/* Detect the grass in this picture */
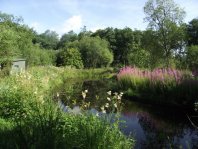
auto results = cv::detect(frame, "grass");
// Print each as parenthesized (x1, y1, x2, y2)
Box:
(117, 66, 198, 107)
(0, 66, 134, 149)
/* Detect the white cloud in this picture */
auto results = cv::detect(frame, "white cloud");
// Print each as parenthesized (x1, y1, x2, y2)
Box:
(30, 22, 44, 33)
(56, 15, 82, 35)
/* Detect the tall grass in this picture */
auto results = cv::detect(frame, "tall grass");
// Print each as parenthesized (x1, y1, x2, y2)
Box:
(117, 66, 198, 106)
(0, 66, 134, 149)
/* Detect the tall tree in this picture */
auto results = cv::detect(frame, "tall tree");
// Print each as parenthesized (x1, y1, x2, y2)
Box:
(35, 30, 59, 50)
(0, 12, 22, 70)
(57, 30, 78, 49)
(78, 26, 92, 40)
(144, 0, 186, 67)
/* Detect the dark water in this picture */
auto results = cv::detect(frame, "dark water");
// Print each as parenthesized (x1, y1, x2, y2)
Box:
(58, 78, 198, 149)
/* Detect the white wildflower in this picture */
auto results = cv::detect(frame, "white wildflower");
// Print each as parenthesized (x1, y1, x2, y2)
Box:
(114, 92, 118, 96)
(101, 106, 105, 111)
(102, 110, 106, 114)
(107, 91, 112, 95)
(82, 92, 86, 99)
(96, 112, 99, 117)
(114, 103, 117, 108)
(107, 97, 111, 101)
(105, 103, 109, 108)
(117, 95, 121, 100)
(57, 92, 59, 97)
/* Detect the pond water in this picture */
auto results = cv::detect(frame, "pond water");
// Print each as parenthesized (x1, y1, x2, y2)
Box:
(58, 78, 198, 149)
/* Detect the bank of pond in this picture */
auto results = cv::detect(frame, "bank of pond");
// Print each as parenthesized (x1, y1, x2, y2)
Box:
(0, 66, 197, 149)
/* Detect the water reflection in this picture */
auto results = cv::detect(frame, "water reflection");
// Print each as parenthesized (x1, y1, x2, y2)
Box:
(56, 78, 198, 149)
(121, 101, 198, 149)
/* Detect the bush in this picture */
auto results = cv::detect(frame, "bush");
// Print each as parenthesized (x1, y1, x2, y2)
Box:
(78, 36, 113, 68)
(56, 48, 84, 68)
(23, 44, 56, 66)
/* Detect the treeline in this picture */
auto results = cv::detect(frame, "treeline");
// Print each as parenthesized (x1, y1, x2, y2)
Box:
(0, 0, 198, 70)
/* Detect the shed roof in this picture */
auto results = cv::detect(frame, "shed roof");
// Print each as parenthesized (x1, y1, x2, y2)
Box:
(12, 59, 26, 62)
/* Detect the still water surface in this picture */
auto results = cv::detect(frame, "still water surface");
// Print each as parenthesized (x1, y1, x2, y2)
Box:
(58, 78, 198, 149)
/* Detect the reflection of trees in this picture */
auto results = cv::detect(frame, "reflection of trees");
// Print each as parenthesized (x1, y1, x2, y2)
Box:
(58, 79, 83, 107)
(81, 79, 114, 110)
(56, 78, 115, 110)
(138, 112, 186, 149)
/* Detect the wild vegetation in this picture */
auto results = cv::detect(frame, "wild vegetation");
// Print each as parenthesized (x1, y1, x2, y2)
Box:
(117, 66, 198, 106)
(0, 0, 198, 148)
(0, 67, 134, 148)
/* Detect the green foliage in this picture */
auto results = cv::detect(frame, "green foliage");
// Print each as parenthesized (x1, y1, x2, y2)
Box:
(34, 30, 59, 50)
(92, 28, 144, 66)
(0, 67, 134, 149)
(186, 45, 198, 70)
(24, 44, 56, 66)
(144, 0, 186, 67)
(0, 21, 19, 65)
(187, 18, 198, 46)
(142, 30, 164, 68)
(78, 26, 92, 40)
(117, 67, 198, 106)
(0, 11, 23, 24)
(57, 30, 78, 49)
(78, 36, 113, 68)
(57, 48, 84, 68)
(127, 48, 151, 68)
(0, 12, 55, 69)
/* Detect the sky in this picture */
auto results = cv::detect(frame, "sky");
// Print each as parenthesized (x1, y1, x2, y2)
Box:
(0, 0, 198, 36)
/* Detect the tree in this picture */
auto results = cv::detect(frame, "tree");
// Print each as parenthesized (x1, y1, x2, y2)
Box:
(144, 0, 186, 67)
(92, 27, 116, 51)
(0, 12, 22, 72)
(78, 36, 113, 68)
(92, 27, 145, 66)
(186, 45, 198, 70)
(127, 48, 151, 68)
(78, 26, 92, 40)
(34, 30, 59, 50)
(0, 11, 23, 24)
(187, 18, 198, 46)
(0, 23, 18, 69)
(57, 30, 78, 49)
(56, 48, 83, 68)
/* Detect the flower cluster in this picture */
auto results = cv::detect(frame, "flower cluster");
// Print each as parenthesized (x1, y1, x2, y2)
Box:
(117, 66, 192, 84)
(100, 91, 123, 113)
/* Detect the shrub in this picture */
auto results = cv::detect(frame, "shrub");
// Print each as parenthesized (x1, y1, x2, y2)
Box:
(23, 44, 56, 66)
(78, 36, 113, 68)
(56, 48, 84, 68)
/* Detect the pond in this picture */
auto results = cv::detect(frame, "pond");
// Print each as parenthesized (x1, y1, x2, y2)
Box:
(57, 78, 198, 149)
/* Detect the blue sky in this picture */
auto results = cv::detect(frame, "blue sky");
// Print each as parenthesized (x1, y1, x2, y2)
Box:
(0, 0, 198, 35)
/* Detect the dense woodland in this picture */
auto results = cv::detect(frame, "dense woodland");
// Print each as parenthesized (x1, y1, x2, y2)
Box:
(0, 0, 198, 71)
